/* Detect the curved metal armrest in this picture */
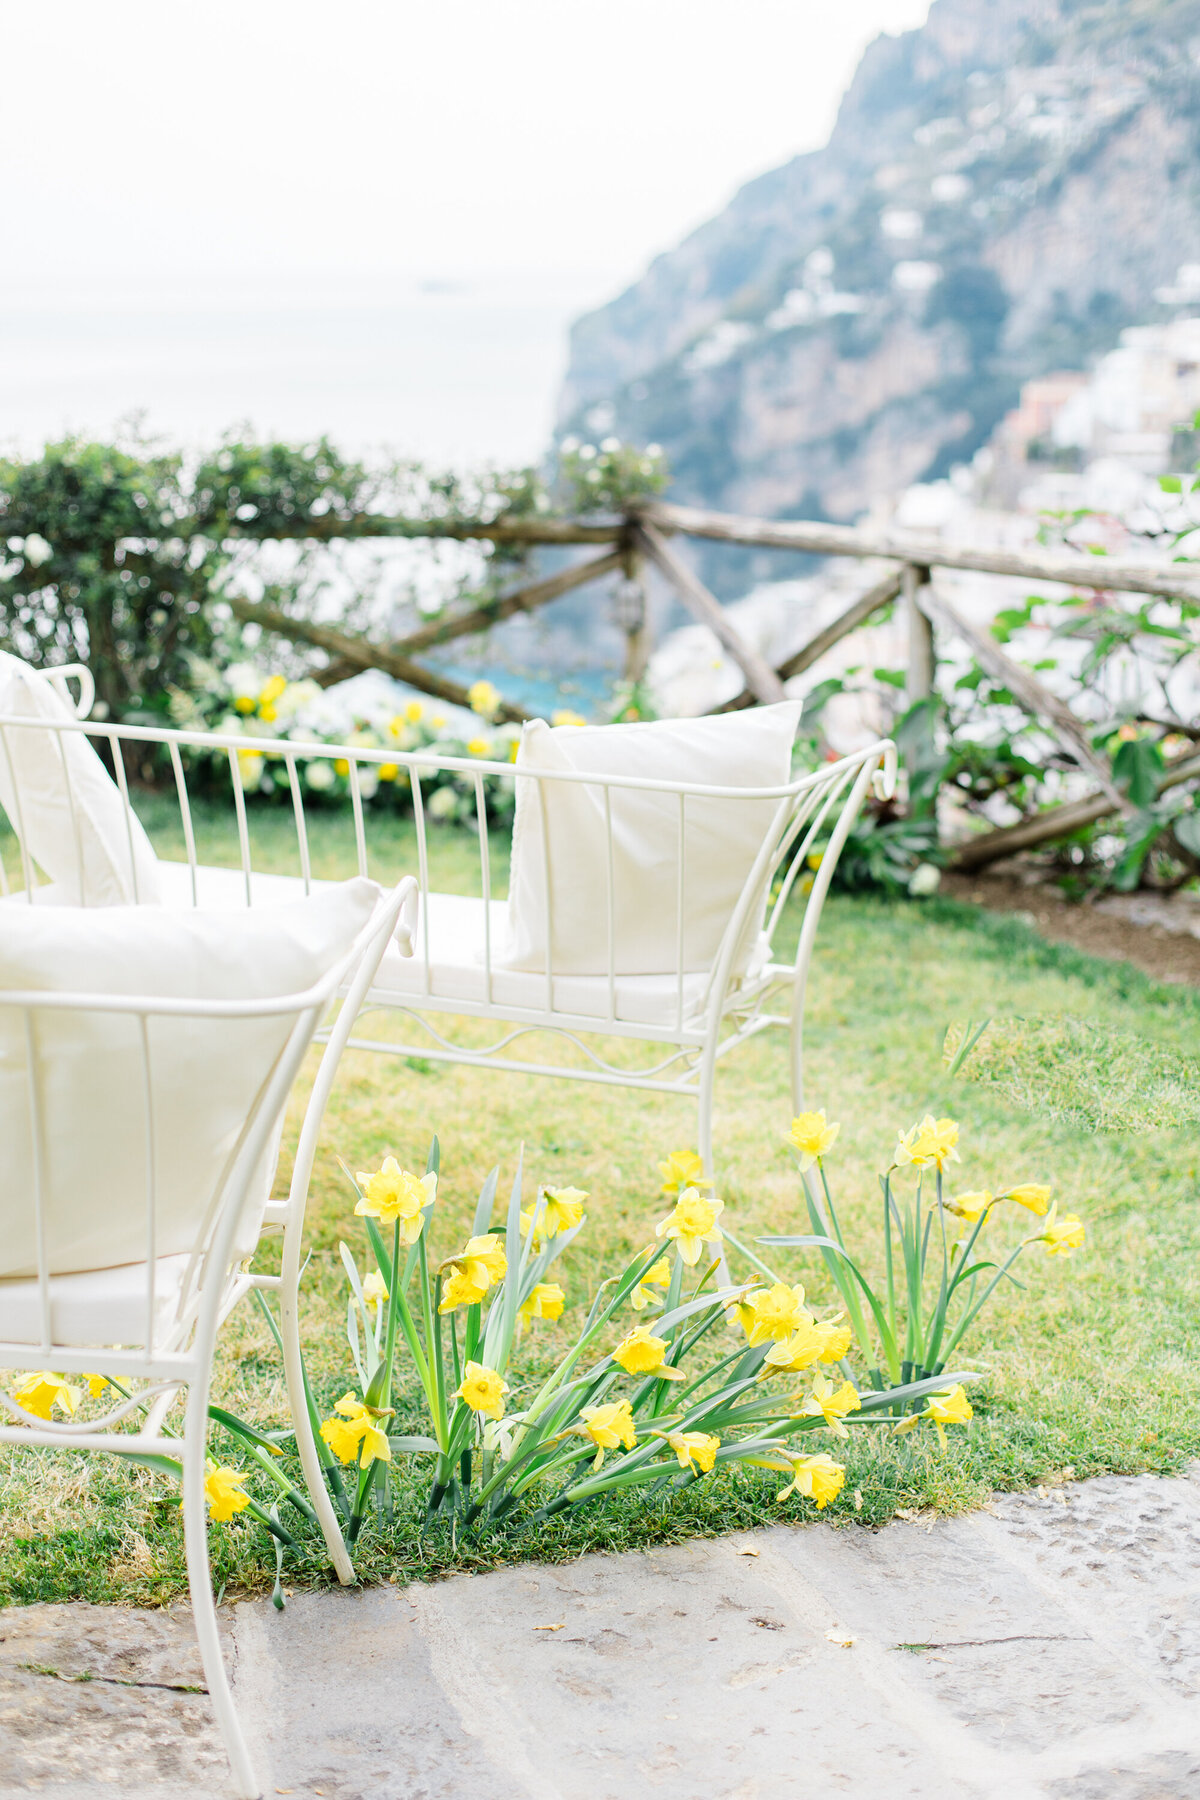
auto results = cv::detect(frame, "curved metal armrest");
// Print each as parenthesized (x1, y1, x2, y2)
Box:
(872, 739, 899, 801)
(32, 662, 95, 719)
(394, 875, 419, 957)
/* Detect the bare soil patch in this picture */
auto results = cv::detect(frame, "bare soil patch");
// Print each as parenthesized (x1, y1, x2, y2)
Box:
(942, 871, 1200, 988)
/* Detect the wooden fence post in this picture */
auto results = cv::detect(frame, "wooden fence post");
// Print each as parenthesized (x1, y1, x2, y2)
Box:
(614, 540, 651, 686)
(903, 563, 935, 705)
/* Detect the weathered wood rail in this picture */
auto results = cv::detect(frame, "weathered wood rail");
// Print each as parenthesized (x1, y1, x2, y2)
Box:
(226, 498, 1200, 870)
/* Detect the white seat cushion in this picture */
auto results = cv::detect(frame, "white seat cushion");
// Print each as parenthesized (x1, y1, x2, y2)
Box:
(150, 862, 762, 1028)
(0, 1254, 191, 1348)
(0, 650, 161, 905)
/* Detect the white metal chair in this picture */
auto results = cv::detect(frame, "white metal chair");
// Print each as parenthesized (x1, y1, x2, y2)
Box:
(0, 657, 895, 1171)
(0, 871, 416, 1799)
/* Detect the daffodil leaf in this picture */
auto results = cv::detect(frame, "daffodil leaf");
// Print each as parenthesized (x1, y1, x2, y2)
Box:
(472, 1164, 500, 1238)
(651, 1287, 749, 1338)
(104, 1450, 184, 1481)
(386, 1434, 440, 1456)
(208, 1405, 290, 1459)
(855, 1371, 977, 1409)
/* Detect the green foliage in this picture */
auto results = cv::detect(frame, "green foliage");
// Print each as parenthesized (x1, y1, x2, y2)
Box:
(0, 438, 218, 722)
(0, 429, 668, 722)
(556, 437, 669, 515)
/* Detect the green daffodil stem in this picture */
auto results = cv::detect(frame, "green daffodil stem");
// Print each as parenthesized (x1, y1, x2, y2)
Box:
(800, 1170, 875, 1368)
(416, 1232, 449, 1448)
(519, 1246, 662, 1431)
(346, 1458, 382, 1544)
(719, 1227, 783, 1286)
(369, 1221, 403, 1408)
(939, 1239, 1029, 1363)
(243, 1494, 297, 1547)
(818, 1163, 847, 1248)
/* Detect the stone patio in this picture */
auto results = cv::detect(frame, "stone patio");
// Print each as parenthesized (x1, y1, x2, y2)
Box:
(3, 1468, 1199, 1799)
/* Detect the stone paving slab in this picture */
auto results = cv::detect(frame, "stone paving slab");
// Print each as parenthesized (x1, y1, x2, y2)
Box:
(2, 1469, 1200, 1800)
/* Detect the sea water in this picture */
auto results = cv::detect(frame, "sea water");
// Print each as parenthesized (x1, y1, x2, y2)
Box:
(0, 270, 609, 467)
(0, 269, 628, 714)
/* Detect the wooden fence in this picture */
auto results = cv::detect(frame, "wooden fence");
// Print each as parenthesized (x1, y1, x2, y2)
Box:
(227, 498, 1200, 872)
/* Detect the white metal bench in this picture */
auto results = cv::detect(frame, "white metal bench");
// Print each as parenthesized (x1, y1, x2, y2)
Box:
(0, 657, 895, 1169)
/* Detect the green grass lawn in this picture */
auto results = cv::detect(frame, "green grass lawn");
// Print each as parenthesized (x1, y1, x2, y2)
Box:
(3, 800, 1199, 1606)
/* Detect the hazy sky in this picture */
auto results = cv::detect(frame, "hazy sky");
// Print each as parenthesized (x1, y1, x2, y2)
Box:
(7, 0, 931, 297)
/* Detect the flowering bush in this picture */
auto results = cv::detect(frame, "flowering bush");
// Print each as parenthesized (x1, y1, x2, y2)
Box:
(167, 665, 527, 828)
(556, 437, 669, 516)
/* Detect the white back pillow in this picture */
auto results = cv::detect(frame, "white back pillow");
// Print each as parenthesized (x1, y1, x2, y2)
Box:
(0, 650, 161, 904)
(0, 879, 380, 1279)
(502, 703, 803, 977)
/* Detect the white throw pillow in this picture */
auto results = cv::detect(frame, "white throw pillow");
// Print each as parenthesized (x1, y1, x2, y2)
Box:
(0, 879, 380, 1279)
(502, 703, 803, 977)
(0, 651, 161, 904)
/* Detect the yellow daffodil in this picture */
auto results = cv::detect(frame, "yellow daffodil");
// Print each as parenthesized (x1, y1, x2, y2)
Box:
(354, 1157, 436, 1244)
(611, 1324, 686, 1381)
(257, 674, 287, 720)
(551, 709, 587, 727)
(576, 1400, 637, 1468)
(735, 1282, 809, 1346)
(894, 1115, 961, 1173)
(656, 1188, 724, 1266)
(1038, 1205, 1085, 1256)
(542, 1186, 587, 1235)
(319, 1392, 394, 1466)
(1004, 1183, 1052, 1217)
(455, 1361, 509, 1420)
(521, 1186, 587, 1244)
(814, 1318, 853, 1363)
(788, 1110, 840, 1171)
(84, 1373, 112, 1399)
(666, 1431, 720, 1474)
(467, 736, 491, 757)
(657, 1149, 710, 1197)
(438, 1235, 508, 1312)
(405, 699, 424, 724)
(796, 1371, 860, 1439)
(752, 1450, 845, 1508)
(519, 1281, 566, 1327)
(759, 1317, 827, 1377)
(334, 757, 351, 777)
(362, 1271, 389, 1313)
(378, 762, 400, 781)
(468, 679, 501, 717)
(204, 1463, 252, 1522)
(234, 694, 255, 715)
(12, 1371, 81, 1420)
(630, 1256, 671, 1311)
(946, 1189, 994, 1222)
(894, 1384, 974, 1448)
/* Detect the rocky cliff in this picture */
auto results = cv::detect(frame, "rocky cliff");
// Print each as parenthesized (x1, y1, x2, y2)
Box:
(558, 0, 1200, 589)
